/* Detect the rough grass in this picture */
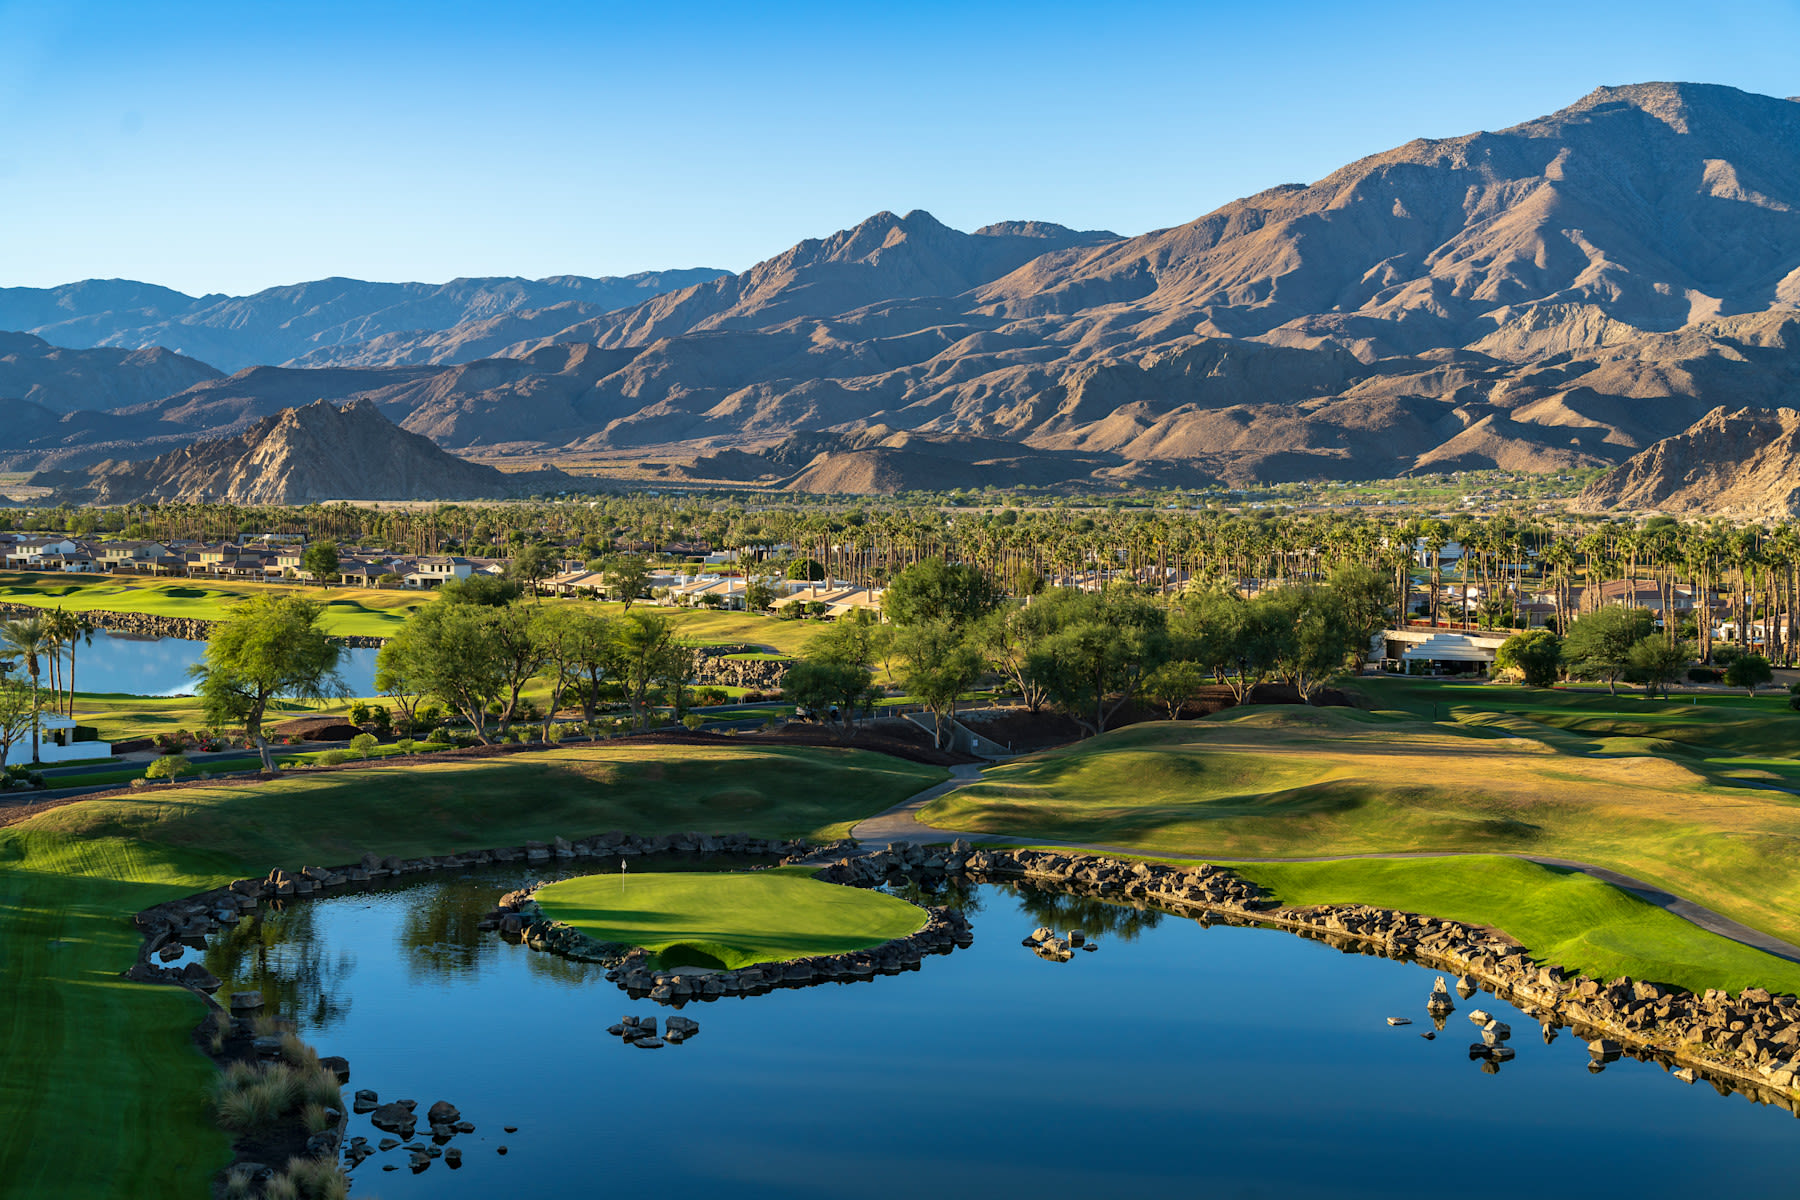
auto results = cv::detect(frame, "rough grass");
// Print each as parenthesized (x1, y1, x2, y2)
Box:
(0, 740, 942, 1199)
(1234, 855, 1800, 997)
(535, 866, 927, 969)
(922, 703, 1800, 960)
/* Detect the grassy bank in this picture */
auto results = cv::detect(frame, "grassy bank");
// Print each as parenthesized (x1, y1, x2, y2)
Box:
(1232, 855, 1800, 996)
(921, 700, 1800, 987)
(0, 741, 944, 1200)
(536, 867, 926, 969)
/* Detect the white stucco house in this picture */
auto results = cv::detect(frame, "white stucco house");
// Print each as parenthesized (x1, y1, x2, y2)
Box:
(3, 713, 111, 766)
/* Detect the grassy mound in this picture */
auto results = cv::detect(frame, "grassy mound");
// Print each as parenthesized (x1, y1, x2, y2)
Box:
(535, 867, 926, 969)
(920, 697, 1800, 965)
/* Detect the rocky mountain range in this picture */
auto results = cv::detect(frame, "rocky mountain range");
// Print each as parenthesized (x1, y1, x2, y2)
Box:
(1576, 406, 1800, 520)
(5, 81, 1800, 494)
(30, 399, 561, 506)
(0, 270, 726, 373)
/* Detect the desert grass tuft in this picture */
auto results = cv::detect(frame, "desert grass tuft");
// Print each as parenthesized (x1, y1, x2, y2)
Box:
(276, 1156, 349, 1200)
(207, 1011, 233, 1054)
(209, 1061, 303, 1130)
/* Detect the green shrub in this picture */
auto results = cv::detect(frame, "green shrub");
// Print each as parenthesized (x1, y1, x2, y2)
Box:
(144, 754, 193, 782)
(314, 749, 351, 766)
(347, 733, 377, 759)
(347, 701, 370, 725)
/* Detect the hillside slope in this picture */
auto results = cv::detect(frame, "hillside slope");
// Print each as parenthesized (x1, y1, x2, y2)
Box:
(1576, 406, 1800, 519)
(31, 399, 562, 505)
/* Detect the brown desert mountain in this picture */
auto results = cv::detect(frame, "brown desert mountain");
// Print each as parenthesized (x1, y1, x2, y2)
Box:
(5, 82, 1800, 493)
(30, 399, 561, 505)
(1576, 406, 1800, 520)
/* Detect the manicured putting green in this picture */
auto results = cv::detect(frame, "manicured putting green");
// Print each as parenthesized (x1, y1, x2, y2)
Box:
(535, 867, 926, 969)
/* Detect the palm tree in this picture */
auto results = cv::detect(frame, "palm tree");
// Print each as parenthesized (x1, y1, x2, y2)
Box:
(43, 608, 94, 717)
(0, 617, 50, 764)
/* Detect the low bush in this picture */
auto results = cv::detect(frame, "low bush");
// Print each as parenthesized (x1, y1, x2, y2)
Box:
(347, 733, 377, 759)
(314, 749, 351, 766)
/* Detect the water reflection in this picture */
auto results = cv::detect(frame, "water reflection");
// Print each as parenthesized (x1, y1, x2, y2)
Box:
(183, 865, 1800, 1200)
(1006, 881, 1164, 941)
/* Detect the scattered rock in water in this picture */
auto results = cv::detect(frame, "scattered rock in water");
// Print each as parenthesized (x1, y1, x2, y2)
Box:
(319, 1055, 350, 1083)
(1587, 1060, 1608, 1075)
(445, 1148, 463, 1169)
(1426, 977, 1455, 1015)
(1482, 1020, 1512, 1045)
(1068, 930, 1085, 947)
(427, 1100, 460, 1125)
(1541, 1023, 1559, 1045)
(454, 1120, 475, 1134)
(1673, 1067, 1697, 1083)
(1588, 1038, 1623, 1060)
(497, 1146, 509, 1156)
(1081, 942, 1097, 952)
(353, 1089, 379, 1114)
(1419, 1032, 1436, 1040)
(503, 1126, 518, 1134)
(1386, 1017, 1412, 1027)
(370, 1101, 418, 1138)
(1455, 974, 1478, 999)
(1467, 1009, 1494, 1026)
(378, 1138, 399, 1152)
(227, 990, 264, 1013)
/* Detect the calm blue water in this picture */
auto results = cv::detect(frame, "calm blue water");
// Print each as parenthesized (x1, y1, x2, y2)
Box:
(66, 630, 378, 697)
(182, 869, 1800, 1199)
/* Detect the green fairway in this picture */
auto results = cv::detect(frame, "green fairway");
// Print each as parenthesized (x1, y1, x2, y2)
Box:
(0, 572, 428, 638)
(0, 740, 942, 1200)
(920, 703, 1800, 967)
(1233, 855, 1800, 996)
(536, 866, 926, 969)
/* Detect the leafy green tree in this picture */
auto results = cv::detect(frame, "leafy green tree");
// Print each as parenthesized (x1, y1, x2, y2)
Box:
(439, 574, 522, 606)
(980, 598, 1065, 712)
(546, 609, 618, 734)
(145, 753, 193, 781)
(1562, 607, 1654, 695)
(301, 541, 340, 587)
(1032, 590, 1170, 735)
(507, 543, 553, 599)
(1176, 590, 1289, 703)
(782, 658, 875, 740)
(1144, 659, 1208, 720)
(613, 611, 684, 729)
(1627, 637, 1691, 699)
(785, 558, 826, 582)
(1496, 630, 1562, 688)
(602, 553, 654, 611)
(882, 559, 1003, 627)
(1726, 653, 1774, 698)
(374, 637, 428, 735)
(382, 602, 506, 743)
(1327, 564, 1393, 666)
(1267, 586, 1363, 702)
(348, 732, 378, 759)
(0, 675, 40, 772)
(192, 595, 345, 771)
(894, 619, 986, 748)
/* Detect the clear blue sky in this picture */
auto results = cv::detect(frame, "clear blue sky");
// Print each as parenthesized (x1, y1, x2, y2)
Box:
(3, 0, 1796, 295)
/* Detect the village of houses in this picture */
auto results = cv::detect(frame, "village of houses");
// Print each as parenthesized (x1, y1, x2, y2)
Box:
(0, 530, 1776, 679)
(0, 531, 885, 619)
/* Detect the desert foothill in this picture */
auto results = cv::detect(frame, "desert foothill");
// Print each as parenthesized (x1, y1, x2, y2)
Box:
(7, 4, 1800, 1197)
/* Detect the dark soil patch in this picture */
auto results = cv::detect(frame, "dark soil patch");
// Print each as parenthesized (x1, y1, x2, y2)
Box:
(270, 717, 362, 741)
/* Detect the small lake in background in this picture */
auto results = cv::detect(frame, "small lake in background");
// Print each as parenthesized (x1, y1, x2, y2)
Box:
(171, 866, 1800, 1199)
(65, 630, 379, 698)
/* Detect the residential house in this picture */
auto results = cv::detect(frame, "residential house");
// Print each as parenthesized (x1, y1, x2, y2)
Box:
(404, 556, 476, 589)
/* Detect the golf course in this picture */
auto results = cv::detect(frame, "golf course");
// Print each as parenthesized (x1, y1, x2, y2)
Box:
(0, 740, 944, 1200)
(535, 867, 928, 969)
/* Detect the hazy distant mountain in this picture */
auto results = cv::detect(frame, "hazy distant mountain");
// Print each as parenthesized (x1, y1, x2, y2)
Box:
(0, 270, 727, 372)
(1576, 406, 1800, 520)
(0, 331, 221, 414)
(7, 82, 1800, 493)
(32, 399, 561, 505)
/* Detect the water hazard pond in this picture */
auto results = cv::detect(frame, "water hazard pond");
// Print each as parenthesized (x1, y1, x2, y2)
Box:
(71, 630, 379, 697)
(183, 864, 1798, 1198)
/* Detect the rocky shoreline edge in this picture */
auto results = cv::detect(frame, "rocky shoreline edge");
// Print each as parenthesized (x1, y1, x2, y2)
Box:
(0, 602, 385, 647)
(123, 833, 1800, 1194)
